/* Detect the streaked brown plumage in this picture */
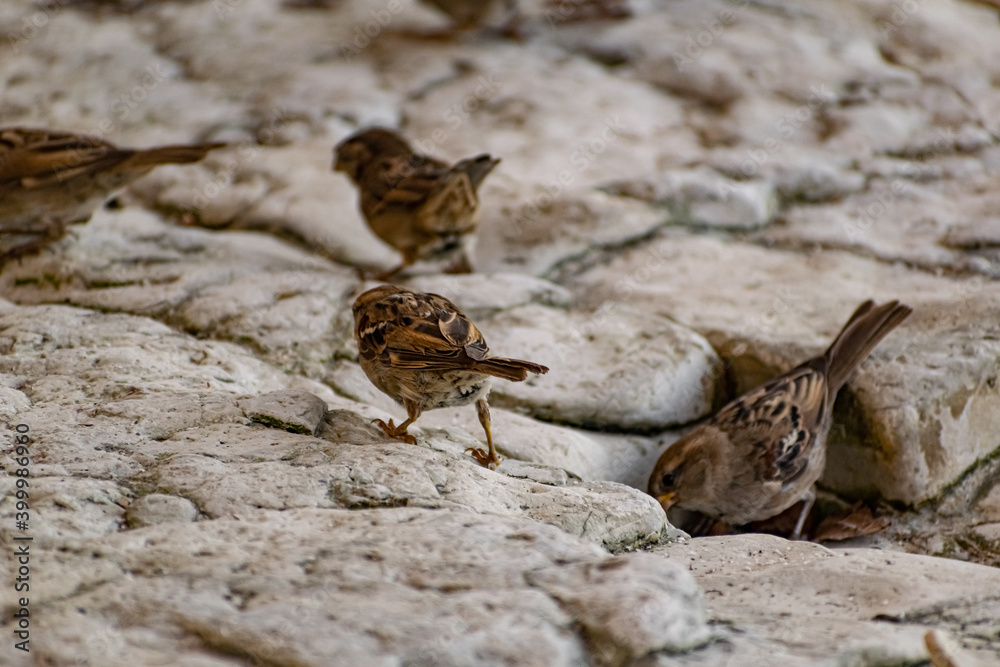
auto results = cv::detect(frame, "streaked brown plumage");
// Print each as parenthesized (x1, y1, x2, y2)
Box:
(0, 127, 224, 265)
(353, 284, 548, 468)
(648, 300, 912, 538)
(333, 128, 499, 280)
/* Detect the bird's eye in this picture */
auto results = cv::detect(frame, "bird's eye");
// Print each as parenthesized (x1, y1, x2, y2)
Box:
(660, 472, 677, 488)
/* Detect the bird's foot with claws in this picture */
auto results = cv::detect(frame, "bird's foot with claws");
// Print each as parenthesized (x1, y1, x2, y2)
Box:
(372, 418, 417, 445)
(465, 447, 502, 470)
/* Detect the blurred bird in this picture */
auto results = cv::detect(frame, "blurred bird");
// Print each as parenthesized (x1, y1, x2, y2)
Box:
(353, 284, 548, 468)
(648, 300, 911, 539)
(334, 127, 499, 280)
(0, 127, 224, 265)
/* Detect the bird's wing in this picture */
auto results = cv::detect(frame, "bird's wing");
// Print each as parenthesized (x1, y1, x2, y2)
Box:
(363, 154, 449, 215)
(0, 127, 132, 188)
(713, 362, 829, 484)
(355, 290, 488, 371)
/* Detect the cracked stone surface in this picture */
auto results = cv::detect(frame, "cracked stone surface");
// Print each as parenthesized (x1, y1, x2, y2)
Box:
(646, 534, 1000, 666)
(2, 0, 1000, 664)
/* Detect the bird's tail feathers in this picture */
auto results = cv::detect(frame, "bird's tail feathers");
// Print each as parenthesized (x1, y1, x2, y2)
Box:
(454, 154, 500, 190)
(824, 299, 912, 391)
(474, 357, 548, 382)
(128, 142, 226, 167)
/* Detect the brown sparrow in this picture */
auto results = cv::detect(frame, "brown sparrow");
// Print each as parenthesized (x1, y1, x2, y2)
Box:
(333, 128, 499, 280)
(648, 300, 912, 539)
(0, 127, 224, 265)
(353, 284, 548, 469)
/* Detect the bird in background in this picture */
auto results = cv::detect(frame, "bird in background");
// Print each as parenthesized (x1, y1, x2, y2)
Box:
(333, 127, 500, 281)
(648, 299, 912, 539)
(0, 127, 224, 266)
(353, 284, 548, 469)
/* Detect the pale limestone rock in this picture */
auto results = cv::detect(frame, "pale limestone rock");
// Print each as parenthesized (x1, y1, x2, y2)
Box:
(125, 493, 199, 528)
(483, 303, 723, 430)
(605, 166, 778, 229)
(240, 389, 328, 435)
(144, 429, 667, 550)
(0, 476, 126, 541)
(647, 534, 1000, 666)
(3, 0, 1000, 664)
(27, 509, 705, 666)
(402, 272, 574, 316)
(571, 235, 1000, 503)
(324, 358, 620, 481)
(528, 553, 710, 662)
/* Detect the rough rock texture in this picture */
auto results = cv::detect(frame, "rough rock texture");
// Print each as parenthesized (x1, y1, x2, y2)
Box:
(648, 534, 1000, 666)
(482, 303, 723, 430)
(571, 234, 1000, 504)
(2, 0, 1000, 664)
(239, 389, 328, 435)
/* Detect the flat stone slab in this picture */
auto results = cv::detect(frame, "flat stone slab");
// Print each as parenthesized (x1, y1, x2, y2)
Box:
(239, 389, 328, 435)
(17, 508, 707, 667)
(647, 534, 1000, 666)
(571, 235, 1000, 504)
(483, 303, 723, 431)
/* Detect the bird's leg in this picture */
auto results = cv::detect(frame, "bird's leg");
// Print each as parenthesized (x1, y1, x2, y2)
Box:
(374, 250, 415, 282)
(373, 262, 406, 282)
(466, 397, 502, 469)
(371, 401, 420, 445)
(790, 487, 816, 540)
(443, 252, 473, 275)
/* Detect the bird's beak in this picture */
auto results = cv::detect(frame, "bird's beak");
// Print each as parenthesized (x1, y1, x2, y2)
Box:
(656, 493, 677, 511)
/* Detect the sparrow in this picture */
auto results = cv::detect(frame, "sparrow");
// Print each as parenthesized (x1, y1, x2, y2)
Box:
(333, 127, 500, 280)
(353, 284, 548, 469)
(0, 127, 224, 265)
(648, 299, 912, 539)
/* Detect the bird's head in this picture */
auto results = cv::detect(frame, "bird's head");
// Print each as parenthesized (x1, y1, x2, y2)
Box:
(333, 127, 413, 182)
(647, 432, 715, 514)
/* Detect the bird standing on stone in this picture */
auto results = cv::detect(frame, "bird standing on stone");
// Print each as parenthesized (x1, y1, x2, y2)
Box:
(0, 127, 224, 265)
(648, 299, 911, 539)
(353, 284, 548, 469)
(333, 128, 500, 280)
